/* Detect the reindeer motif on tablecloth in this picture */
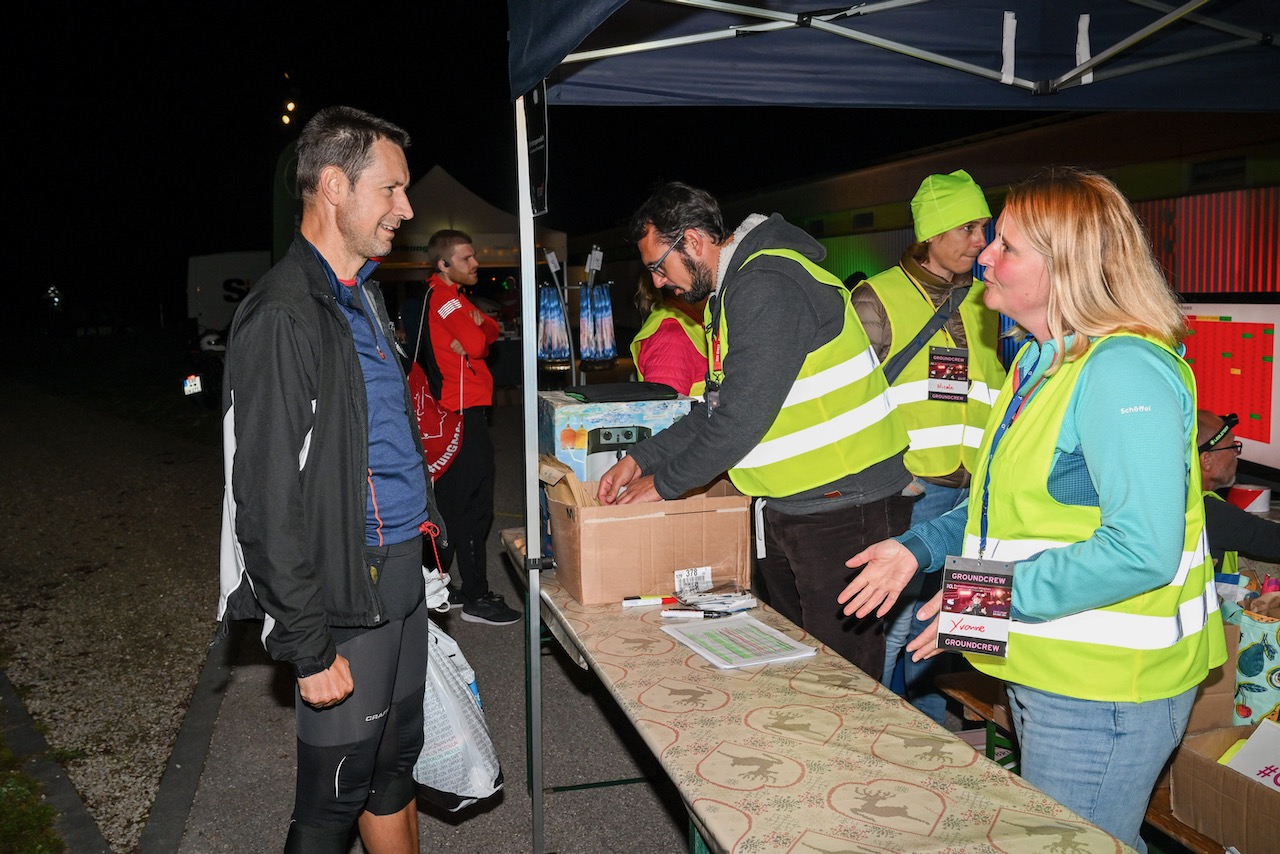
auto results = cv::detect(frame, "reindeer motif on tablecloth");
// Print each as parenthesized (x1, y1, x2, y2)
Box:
(763, 709, 824, 737)
(844, 787, 930, 825)
(662, 684, 714, 708)
(889, 731, 955, 763)
(617, 634, 662, 653)
(1006, 821, 1092, 854)
(716, 748, 784, 783)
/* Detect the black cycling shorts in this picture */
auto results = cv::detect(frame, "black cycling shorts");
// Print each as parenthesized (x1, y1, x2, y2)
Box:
(289, 537, 427, 837)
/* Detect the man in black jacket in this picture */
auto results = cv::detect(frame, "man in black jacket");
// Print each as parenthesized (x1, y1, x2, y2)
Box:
(1197, 410, 1280, 570)
(219, 106, 441, 853)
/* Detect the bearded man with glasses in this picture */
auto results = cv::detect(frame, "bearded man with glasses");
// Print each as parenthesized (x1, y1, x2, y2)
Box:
(597, 181, 913, 677)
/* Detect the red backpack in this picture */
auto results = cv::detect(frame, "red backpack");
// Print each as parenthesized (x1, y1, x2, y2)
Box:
(408, 286, 463, 481)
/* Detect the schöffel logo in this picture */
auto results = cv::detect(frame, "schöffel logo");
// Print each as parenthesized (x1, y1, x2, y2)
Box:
(1119, 405, 1152, 415)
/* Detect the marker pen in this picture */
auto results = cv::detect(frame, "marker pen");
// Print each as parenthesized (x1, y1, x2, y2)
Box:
(622, 596, 678, 608)
(661, 609, 720, 619)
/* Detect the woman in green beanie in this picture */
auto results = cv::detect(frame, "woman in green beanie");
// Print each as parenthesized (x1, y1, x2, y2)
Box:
(850, 169, 1006, 724)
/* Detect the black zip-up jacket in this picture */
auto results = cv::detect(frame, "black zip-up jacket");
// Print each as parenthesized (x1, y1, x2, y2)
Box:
(218, 235, 445, 678)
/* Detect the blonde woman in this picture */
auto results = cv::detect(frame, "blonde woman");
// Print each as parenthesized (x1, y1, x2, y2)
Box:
(837, 167, 1225, 851)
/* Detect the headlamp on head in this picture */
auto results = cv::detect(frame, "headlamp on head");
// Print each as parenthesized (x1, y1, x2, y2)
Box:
(1198, 412, 1239, 453)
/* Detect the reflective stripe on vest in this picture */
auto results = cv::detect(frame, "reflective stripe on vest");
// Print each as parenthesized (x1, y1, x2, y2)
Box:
(965, 332, 1224, 702)
(861, 267, 1006, 477)
(962, 531, 1215, 647)
(715, 248, 907, 497)
(908, 423, 986, 452)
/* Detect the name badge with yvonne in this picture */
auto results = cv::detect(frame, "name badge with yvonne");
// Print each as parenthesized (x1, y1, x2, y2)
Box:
(937, 556, 1014, 658)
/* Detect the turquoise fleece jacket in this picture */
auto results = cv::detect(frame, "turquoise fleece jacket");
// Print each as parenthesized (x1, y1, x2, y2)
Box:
(898, 335, 1194, 623)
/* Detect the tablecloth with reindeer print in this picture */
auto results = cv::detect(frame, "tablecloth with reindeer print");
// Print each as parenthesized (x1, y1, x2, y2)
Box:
(503, 528, 1132, 854)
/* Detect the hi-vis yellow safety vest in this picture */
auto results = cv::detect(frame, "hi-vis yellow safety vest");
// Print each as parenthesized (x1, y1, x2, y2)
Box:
(630, 302, 708, 397)
(1204, 491, 1239, 577)
(860, 267, 1006, 477)
(965, 333, 1225, 702)
(711, 248, 908, 497)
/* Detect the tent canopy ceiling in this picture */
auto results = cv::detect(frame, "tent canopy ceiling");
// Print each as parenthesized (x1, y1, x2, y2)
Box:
(508, 0, 1279, 111)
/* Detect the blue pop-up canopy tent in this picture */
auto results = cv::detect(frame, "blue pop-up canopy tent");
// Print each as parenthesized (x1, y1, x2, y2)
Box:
(510, 0, 1278, 110)
(504, 3, 1278, 848)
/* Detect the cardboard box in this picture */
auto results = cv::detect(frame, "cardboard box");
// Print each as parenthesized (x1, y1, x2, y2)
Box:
(1224, 719, 1280, 792)
(546, 480, 750, 606)
(1156, 623, 1241, 792)
(1187, 622, 1241, 734)
(537, 391, 693, 484)
(1169, 724, 1280, 854)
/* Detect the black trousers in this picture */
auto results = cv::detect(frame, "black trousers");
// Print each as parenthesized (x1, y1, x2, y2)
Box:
(757, 494, 914, 678)
(430, 406, 495, 603)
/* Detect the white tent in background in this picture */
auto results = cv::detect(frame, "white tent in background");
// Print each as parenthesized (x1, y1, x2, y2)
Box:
(379, 164, 567, 278)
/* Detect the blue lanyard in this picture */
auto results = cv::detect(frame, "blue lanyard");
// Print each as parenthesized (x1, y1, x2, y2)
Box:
(978, 357, 1048, 557)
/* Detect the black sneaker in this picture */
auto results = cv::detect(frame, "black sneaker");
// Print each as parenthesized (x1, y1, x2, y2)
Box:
(461, 592, 521, 625)
(447, 587, 464, 610)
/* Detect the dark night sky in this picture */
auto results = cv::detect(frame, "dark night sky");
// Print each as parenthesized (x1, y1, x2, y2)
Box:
(12, 3, 1043, 325)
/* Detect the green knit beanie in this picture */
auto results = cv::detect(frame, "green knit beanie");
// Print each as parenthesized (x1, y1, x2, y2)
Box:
(911, 170, 991, 242)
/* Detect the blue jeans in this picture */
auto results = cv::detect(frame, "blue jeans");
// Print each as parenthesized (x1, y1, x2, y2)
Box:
(1005, 682, 1196, 852)
(881, 482, 964, 724)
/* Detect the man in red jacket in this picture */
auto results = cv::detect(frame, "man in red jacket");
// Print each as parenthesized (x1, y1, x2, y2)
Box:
(424, 230, 520, 625)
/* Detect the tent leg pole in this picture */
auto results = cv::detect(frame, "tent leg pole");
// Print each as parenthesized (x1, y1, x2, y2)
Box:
(515, 93, 546, 854)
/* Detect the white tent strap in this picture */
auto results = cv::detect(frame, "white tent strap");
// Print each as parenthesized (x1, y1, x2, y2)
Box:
(1001, 11, 1017, 85)
(1077, 14, 1095, 86)
(1052, 0, 1211, 89)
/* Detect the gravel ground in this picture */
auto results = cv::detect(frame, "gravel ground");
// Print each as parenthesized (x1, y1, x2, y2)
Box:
(0, 363, 223, 852)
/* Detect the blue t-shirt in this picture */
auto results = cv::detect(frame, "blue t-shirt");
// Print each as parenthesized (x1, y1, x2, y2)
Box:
(320, 250, 429, 546)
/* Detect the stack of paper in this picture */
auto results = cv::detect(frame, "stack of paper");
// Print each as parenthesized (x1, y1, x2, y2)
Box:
(661, 613, 816, 669)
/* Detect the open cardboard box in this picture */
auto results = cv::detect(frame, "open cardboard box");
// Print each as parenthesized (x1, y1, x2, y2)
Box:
(1187, 622, 1241, 734)
(1169, 722, 1280, 854)
(1158, 622, 1280, 852)
(545, 479, 750, 606)
(1155, 624, 1239, 796)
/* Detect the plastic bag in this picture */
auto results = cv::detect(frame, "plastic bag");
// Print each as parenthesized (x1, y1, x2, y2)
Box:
(422, 566, 453, 613)
(414, 620, 503, 811)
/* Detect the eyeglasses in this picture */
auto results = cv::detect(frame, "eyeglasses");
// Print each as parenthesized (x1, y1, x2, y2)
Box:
(1204, 441, 1243, 455)
(645, 233, 685, 278)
